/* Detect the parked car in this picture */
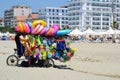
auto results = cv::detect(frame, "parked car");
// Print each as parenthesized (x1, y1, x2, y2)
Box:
(1, 36, 10, 40)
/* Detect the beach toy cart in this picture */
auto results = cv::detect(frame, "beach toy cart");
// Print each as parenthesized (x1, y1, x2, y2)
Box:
(6, 48, 55, 67)
(6, 20, 74, 67)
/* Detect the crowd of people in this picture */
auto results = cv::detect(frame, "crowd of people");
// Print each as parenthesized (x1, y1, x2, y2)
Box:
(70, 34, 120, 44)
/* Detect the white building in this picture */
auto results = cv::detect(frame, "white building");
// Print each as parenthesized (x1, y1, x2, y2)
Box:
(4, 5, 31, 27)
(38, 7, 68, 28)
(67, 0, 120, 31)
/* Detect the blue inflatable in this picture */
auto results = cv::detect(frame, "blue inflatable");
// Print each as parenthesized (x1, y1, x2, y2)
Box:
(56, 30, 71, 36)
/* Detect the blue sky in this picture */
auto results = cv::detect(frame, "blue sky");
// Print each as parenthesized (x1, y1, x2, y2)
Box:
(0, 0, 67, 17)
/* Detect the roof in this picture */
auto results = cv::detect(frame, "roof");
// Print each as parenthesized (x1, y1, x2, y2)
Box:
(14, 16, 27, 21)
(29, 13, 38, 19)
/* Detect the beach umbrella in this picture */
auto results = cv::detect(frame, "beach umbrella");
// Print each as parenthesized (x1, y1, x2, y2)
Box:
(82, 28, 97, 35)
(97, 31, 107, 35)
(0, 32, 4, 36)
(114, 30, 120, 34)
(105, 27, 115, 34)
(68, 28, 83, 36)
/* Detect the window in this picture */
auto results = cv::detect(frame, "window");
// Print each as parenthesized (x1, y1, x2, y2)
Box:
(49, 9, 51, 12)
(56, 9, 59, 12)
(52, 9, 54, 12)
(103, 18, 109, 21)
(87, 3, 90, 6)
(103, 22, 109, 25)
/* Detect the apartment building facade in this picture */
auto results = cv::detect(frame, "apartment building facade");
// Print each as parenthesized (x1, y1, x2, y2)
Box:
(67, 0, 120, 31)
(38, 7, 68, 28)
(4, 5, 31, 27)
(27, 12, 39, 22)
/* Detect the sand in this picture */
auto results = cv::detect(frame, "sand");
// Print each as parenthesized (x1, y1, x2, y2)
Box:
(0, 41, 120, 80)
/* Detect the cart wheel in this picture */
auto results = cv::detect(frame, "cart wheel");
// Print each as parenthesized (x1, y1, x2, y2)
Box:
(6, 55, 19, 66)
(48, 59, 54, 67)
(43, 59, 54, 67)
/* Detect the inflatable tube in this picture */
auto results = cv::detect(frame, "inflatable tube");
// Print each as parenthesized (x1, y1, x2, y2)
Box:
(32, 24, 40, 34)
(22, 22, 30, 34)
(24, 23, 30, 34)
(14, 26, 21, 32)
(22, 22, 26, 33)
(18, 22, 24, 33)
(22, 23, 26, 33)
(51, 25, 59, 35)
(46, 27, 54, 36)
(35, 25, 44, 34)
(43, 27, 50, 35)
(56, 30, 71, 36)
(32, 20, 46, 29)
(27, 22, 32, 34)
(40, 27, 46, 35)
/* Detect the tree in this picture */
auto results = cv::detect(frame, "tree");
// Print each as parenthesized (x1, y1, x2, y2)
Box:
(0, 27, 15, 33)
(112, 21, 119, 29)
(86, 25, 91, 30)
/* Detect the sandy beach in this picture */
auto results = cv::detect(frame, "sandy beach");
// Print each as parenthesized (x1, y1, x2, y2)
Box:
(0, 41, 120, 80)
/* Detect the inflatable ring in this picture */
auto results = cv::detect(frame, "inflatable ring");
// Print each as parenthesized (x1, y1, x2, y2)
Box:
(22, 23, 27, 33)
(14, 26, 21, 32)
(51, 25, 59, 35)
(40, 27, 46, 35)
(32, 24, 40, 34)
(32, 20, 46, 29)
(27, 22, 32, 34)
(43, 27, 49, 35)
(24, 22, 30, 34)
(35, 25, 44, 34)
(22, 22, 30, 34)
(46, 27, 54, 36)
(18, 22, 24, 33)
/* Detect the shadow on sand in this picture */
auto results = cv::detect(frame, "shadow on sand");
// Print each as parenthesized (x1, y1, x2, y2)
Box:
(53, 65, 74, 71)
(19, 61, 74, 71)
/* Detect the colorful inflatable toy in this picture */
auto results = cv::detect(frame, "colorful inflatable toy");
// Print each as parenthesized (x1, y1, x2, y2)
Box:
(32, 20, 47, 29)
(13, 20, 76, 64)
(56, 30, 71, 36)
